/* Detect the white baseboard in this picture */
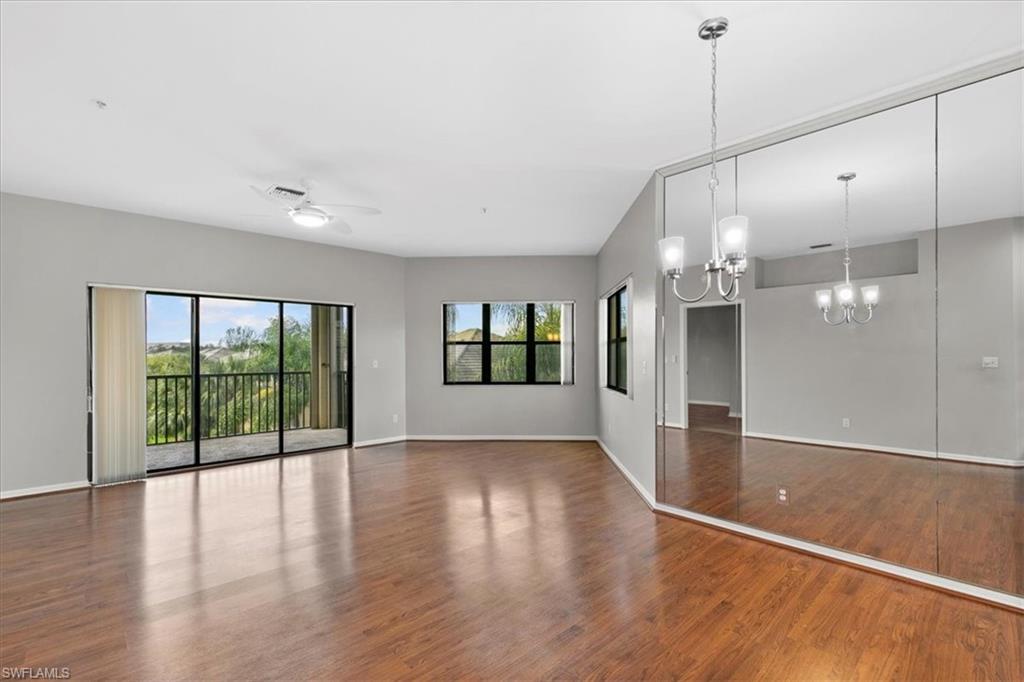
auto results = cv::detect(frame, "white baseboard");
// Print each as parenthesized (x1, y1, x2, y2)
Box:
(728, 411, 742, 418)
(353, 435, 407, 448)
(406, 434, 597, 442)
(655, 502, 1024, 611)
(688, 400, 730, 407)
(744, 431, 1024, 468)
(1, 480, 90, 500)
(595, 439, 655, 509)
(664, 421, 685, 430)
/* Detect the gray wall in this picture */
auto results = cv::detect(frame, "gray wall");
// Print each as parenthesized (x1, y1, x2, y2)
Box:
(686, 305, 740, 412)
(596, 175, 657, 499)
(937, 218, 1023, 460)
(1, 193, 407, 494)
(404, 256, 597, 437)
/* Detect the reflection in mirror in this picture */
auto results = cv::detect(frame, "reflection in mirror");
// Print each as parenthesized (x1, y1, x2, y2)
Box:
(936, 69, 1023, 595)
(661, 97, 942, 574)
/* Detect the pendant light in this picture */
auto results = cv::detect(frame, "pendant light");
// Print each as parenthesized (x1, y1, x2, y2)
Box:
(817, 172, 879, 325)
(659, 17, 749, 303)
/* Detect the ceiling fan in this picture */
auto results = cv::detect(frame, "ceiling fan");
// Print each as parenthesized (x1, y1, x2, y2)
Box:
(247, 180, 381, 232)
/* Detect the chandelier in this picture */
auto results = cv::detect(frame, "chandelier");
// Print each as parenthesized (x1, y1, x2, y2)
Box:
(817, 172, 879, 325)
(659, 17, 749, 303)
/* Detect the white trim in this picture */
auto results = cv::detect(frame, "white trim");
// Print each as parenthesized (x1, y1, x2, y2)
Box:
(745, 431, 1024, 468)
(728, 411, 742, 419)
(654, 502, 1024, 611)
(687, 400, 730, 407)
(664, 421, 685, 430)
(596, 439, 655, 509)
(407, 434, 597, 442)
(353, 435, 406, 448)
(1, 480, 91, 500)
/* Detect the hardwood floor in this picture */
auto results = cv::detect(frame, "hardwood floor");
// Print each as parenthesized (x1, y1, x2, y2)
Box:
(662, 406, 1024, 595)
(2, 441, 1021, 680)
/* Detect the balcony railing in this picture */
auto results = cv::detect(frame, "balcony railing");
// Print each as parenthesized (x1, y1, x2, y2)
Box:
(146, 371, 346, 446)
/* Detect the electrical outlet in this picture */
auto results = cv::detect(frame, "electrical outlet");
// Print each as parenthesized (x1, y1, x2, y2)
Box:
(372, 359, 379, 369)
(982, 356, 999, 369)
(641, 360, 647, 375)
(842, 417, 850, 428)
(777, 486, 789, 505)
(392, 414, 399, 424)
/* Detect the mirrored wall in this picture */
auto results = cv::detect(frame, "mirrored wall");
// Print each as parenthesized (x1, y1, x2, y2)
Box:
(657, 69, 1023, 597)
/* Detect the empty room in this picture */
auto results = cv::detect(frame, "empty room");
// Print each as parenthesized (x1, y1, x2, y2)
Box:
(1, 1, 1021, 679)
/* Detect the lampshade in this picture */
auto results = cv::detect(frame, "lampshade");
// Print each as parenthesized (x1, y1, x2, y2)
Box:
(815, 289, 832, 310)
(718, 215, 748, 258)
(834, 282, 855, 306)
(861, 285, 879, 306)
(658, 236, 686, 275)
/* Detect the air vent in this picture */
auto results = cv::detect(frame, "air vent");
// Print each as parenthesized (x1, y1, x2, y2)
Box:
(809, 243, 833, 250)
(268, 185, 305, 201)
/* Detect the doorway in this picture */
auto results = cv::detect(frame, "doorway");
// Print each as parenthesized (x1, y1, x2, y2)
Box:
(679, 301, 744, 435)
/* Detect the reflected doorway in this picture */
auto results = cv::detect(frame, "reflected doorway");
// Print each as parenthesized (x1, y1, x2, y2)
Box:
(680, 301, 744, 436)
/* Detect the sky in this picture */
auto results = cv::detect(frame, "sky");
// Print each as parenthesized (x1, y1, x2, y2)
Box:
(146, 295, 311, 345)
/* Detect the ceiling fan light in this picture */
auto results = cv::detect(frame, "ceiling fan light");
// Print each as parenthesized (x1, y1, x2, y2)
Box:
(289, 207, 330, 228)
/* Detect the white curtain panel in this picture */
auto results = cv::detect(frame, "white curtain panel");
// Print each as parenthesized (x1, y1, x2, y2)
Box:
(560, 302, 575, 385)
(92, 287, 147, 485)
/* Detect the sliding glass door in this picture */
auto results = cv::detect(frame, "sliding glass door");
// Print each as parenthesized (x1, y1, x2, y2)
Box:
(199, 297, 281, 464)
(144, 292, 353, 472)
(282, 304, 351, 453)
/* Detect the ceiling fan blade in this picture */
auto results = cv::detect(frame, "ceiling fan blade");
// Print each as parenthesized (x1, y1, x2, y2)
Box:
(330, 220, 353, 234)
(314, 203, 381, 216)
(239, 213, 279, 219)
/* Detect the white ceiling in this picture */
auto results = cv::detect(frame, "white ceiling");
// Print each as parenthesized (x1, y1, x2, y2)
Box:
(665, 69, 1023, 265)
(2, 1, 1021, 257)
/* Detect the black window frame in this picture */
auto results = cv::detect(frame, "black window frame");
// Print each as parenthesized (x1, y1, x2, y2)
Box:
(443, 302, 569, 385)
(606, 286, 628, 394)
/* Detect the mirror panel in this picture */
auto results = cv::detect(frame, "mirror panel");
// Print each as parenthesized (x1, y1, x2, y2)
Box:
(659, 69, 1023, 597)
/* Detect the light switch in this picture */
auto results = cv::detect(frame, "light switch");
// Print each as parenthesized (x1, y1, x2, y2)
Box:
(982, 356, 999, 369)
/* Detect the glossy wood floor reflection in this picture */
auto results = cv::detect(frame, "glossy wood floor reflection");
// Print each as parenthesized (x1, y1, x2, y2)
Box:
(2, 441, 1021, 680)
(663, 406, 1024, 594)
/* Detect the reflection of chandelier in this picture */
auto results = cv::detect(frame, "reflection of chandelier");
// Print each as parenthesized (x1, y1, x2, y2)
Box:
(817, 172, 879, 325)
(659, 17, 748, 303)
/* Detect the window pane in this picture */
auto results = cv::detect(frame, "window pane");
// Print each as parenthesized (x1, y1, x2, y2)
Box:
(491, 343, 527, 382)
(447, 343, 482, 382)
(536, 344, 561, 382)
(608, 295, 619, 341)
(608, 340, 618, 388)
(146, 294, 193, 470)
(491, 303, 527, 341)
(616, 339, 628, 390)
(446, 304, 483, 342)
(618, 289, 628, 337)
(534, 303, 562, 341)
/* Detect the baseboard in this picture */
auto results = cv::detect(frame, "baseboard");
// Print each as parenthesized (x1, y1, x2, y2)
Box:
(687, 400, 730, 407)
(595, 439, 655, 509)
(744, 431, 1024, 468)
(1, 480, 91, 500)
(728, 411, 742, 418)
(405, 434, 597, 442)
(664, 421, 685, 430)
(654, 502, 1024, 611)
(353, 435, 407, 448)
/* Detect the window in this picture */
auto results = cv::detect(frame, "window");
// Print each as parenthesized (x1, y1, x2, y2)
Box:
(444, 302, 573, 384)
(606, 285, 628, 393)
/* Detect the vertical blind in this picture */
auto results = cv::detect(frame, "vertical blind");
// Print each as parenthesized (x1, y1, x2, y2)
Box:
(92, 287, 147, 485)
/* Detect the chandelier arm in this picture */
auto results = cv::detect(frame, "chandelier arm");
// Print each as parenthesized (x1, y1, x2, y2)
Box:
(850, 306, 874, 325)
(671, 274, 712, 303)
(717, 268, 739, 301)
(822, 308, 847, 326)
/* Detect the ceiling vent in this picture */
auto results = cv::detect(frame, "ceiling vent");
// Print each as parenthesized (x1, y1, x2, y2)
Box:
(266, 185, 306, 203)
(809, 242, 833, 250)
